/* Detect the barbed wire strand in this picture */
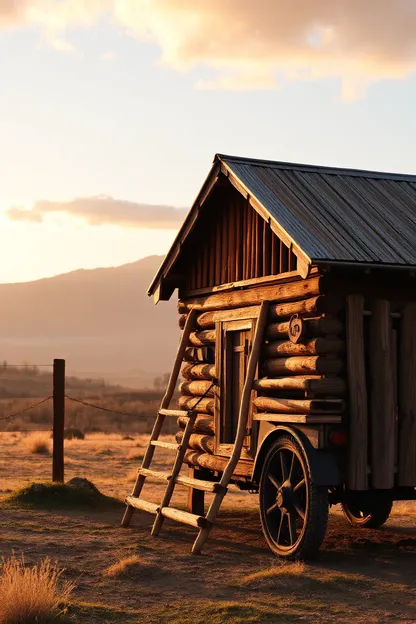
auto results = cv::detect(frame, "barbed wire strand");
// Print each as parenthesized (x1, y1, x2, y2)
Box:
(0, 396, 53, 422)
(65, 395, 139, 418)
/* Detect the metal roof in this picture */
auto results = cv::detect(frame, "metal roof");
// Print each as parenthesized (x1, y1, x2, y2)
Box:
(219, 154, 416, 266)
(148, 154, 416, 298)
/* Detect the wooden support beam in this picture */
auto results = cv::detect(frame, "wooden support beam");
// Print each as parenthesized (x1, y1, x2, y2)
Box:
(186, 466, 205, 516)
(398, 302, 416, 486)
(176, 430, 214, 454)
(370, 299, 395, 490)
(253, 413, 341, 424)
(184, 451, 252, 478)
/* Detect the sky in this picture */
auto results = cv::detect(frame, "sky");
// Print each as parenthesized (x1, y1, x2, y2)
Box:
(1, 0, 416, 283)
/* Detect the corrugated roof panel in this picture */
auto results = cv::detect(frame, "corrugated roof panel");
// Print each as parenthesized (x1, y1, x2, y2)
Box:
(221, 155, 416, 266)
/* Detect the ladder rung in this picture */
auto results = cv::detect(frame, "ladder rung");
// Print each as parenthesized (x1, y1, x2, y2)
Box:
(151, 440, 179, 450)
(125, 496, 158, 514)
(160, 506, 211, 529)
(176, 475, 226, 493)
(159, 409, 190, 418)
(139, 468, 170, 482)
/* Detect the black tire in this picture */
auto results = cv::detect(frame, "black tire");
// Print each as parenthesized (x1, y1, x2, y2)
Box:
(259, 433, 329, 560)
(342, 497, 392, 528)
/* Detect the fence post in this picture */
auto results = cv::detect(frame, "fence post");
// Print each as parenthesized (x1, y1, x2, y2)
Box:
(52, 358, 65, 483)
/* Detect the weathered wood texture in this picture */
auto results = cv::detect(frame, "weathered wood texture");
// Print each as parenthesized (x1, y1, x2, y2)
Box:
(178, 395, 214, 415)
(183, 188, 297, 292)
(253, 413, 341, 424)
(264, 338, 344, 357)
(398, 303, 416, 486)
(178, 414, 214, 435)
(370, 300, 395, 490)
(253, 376, 346, 396)
(176, 430, 214, 454)
(346, 295, 368, 490)
(179, 275, 326, 313)
(265, 316, 343, 340)
(179, 380, 215, 397)
(253, 396, 344, 414)
(185, 449, 252, 478)
(262, 356, 343, 376)
(182, 363, 216, 380)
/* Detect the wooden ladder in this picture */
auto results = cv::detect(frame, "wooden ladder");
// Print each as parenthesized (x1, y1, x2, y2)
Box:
(121, 301, 269, 554)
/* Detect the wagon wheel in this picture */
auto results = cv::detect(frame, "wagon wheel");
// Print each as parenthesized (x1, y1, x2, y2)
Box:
(259, 433, 328, 559)
(342, 497, 392, 528)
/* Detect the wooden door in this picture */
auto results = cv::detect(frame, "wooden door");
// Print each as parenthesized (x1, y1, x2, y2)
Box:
(215, 319, 254, 458)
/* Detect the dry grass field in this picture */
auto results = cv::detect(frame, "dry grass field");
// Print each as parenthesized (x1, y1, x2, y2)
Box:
(0, 431, 414, 623)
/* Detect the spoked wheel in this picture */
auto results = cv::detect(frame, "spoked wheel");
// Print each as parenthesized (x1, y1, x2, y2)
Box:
(259, 433, 328, 560)
(342, 497, 392, 528)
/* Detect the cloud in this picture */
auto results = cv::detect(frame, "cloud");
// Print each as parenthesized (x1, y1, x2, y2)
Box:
(1, 1, 416, 96)
(5, 196, 188, 229)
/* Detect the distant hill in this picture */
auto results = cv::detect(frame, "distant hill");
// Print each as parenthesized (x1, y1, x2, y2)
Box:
(0, 256, 179, 386)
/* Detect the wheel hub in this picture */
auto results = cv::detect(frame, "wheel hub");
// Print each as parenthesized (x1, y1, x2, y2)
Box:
(276, 484, 293, 512)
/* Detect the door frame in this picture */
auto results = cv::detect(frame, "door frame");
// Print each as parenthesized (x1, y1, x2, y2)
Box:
(214, 314, 259, 458)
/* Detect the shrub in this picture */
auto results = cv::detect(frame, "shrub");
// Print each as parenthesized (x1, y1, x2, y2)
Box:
(24, 432, 50, 455)
(0, 554, 74, 623)
(104, 556, 156, 579)
(63, 428, 84, 440)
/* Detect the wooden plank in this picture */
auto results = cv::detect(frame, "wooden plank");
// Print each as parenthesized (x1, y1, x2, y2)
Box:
(370, 299, 395, 489)
(183, 268, 319, 298)
(253, 413, 341, 424)
(271, 230, 279, 275)
(221, 206, 229, 284)
(253, 396, 344, 414)
(208, 219, 216, 287)
(264, 338, 344, 357)
(346, 295, 368, 490)
(398, 302, 416, 486)
(178, 275, 325, 313)
(197, 305, 261, 328)
(235, 201, 243, 282)
(228, 201, 236, 283)
(215, 217, 221, 285)
(253, 376, 346, 396)
(263, 219, 272, 277)
(183, 346, 215, 363)
(263, 356, 343, 376)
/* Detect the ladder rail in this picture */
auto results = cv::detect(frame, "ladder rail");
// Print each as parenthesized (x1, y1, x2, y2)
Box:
(121, 308, 197, 527)
(191, 300, 270, 554)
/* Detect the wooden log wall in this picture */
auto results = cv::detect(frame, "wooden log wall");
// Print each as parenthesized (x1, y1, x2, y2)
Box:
(177, 275, 347, 480)
(183, 189, 297, 292)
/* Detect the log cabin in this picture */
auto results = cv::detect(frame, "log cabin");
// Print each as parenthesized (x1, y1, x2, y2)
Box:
(123, 153, 416, 559)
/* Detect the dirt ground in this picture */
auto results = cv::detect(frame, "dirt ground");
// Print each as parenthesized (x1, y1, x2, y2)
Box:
(0, 432, 414, 623)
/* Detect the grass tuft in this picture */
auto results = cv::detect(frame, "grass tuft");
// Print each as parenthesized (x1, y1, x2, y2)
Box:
(104, 556, 157, 579)
(24, 432, 50, 455)
(0, 554, 74, 624)
(2, 481, 122, 510)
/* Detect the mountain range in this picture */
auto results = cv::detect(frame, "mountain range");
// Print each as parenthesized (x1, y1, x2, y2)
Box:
(0, 256, 179, 387)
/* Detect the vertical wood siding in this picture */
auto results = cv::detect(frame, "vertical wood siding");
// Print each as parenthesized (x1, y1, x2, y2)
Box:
(185, 192, 296, 292)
